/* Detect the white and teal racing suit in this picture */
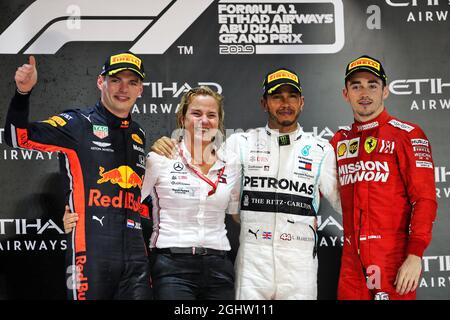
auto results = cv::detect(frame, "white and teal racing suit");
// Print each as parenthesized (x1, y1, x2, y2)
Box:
(226, 124, 341, 300)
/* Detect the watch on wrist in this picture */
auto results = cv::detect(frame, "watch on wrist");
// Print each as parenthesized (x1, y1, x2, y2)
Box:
(16, 88, 31, 95)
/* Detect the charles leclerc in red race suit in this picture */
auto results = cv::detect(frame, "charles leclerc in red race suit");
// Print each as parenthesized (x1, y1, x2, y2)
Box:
(330, 56, 437, 300)
(331, 111, 437, 299)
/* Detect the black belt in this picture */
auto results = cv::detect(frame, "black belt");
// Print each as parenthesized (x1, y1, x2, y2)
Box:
(154, 247, 227, 256)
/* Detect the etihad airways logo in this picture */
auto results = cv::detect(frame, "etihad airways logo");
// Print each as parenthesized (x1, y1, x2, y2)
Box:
(0, 0, 214, 54)
(218, 0, 345, 54)
(0, 218, 64, 235)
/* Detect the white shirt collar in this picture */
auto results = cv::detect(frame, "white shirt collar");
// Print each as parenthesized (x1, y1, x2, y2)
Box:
(178, 139, 226, 171)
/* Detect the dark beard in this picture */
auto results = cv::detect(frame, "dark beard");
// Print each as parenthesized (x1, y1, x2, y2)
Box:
(278, 119, 296, 126)
(268, 110, 299, 128)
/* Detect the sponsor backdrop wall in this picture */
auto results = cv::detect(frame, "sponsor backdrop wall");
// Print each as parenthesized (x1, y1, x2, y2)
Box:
(0, 0, 449, 300)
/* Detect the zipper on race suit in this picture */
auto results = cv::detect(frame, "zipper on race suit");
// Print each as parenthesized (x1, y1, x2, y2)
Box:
(357, 208, 362, 255)
(308, 225, 318, 258)
(357, 208, 369, 280)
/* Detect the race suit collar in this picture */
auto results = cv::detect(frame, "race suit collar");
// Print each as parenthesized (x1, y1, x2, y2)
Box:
(265, 123, 303, 140)
(95, 101, 133, 129)
(352, 109, 391, 132)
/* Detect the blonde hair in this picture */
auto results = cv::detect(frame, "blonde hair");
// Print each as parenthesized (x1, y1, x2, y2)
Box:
(176, 86, 225, 134)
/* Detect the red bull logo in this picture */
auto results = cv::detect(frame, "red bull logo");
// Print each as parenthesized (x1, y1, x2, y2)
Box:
(88, 189, 142, 213)
(75, 255, 88, 300)
(97, 166, 143, 189)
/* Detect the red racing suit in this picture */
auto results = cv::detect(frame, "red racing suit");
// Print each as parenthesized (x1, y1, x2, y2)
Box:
(330, 109, 437, 300)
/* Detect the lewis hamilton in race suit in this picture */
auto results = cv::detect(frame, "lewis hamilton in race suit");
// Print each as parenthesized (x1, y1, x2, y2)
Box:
(227, 68, 341, 300)
(331, 55, 437, 300)
(4, 52, 151, 299)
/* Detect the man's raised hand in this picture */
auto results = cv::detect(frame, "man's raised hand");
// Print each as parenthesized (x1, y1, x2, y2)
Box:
(15, 55, 37, 93)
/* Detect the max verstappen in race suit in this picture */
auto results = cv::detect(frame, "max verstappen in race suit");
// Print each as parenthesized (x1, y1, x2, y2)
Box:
(4, 52, 151, 299)
(227, 68, 342, 300)
(331, 55, 437, 300)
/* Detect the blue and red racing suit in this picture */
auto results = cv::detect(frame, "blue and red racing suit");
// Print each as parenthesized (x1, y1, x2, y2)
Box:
(5, 90, 151, 300)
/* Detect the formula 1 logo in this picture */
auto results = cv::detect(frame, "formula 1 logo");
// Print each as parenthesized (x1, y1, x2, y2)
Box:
(0, 0, 214, 54)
